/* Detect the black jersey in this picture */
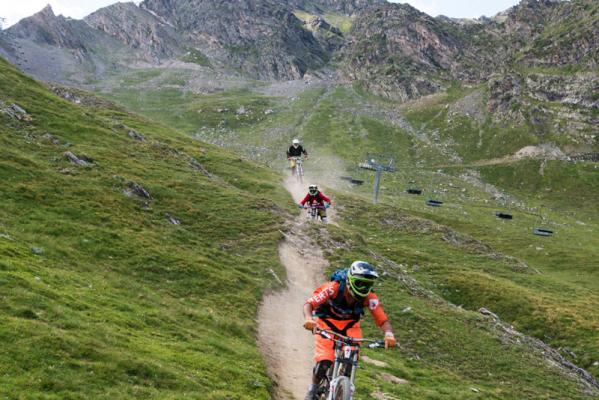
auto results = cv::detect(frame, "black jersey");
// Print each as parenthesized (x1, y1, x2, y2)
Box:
(287, 145, 307, 157)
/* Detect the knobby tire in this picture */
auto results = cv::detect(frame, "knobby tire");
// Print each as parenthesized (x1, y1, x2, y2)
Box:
(332, 376, 351, 400)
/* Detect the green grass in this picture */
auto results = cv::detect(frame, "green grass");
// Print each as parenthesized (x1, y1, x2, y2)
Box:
(323, 13, 353, 34)
(181, 48, 212, 67)
(306, 194, 598, 399)
(5, 54, 599, 399)
(293, 9, 354, 34)
(0, 57, 292, 399)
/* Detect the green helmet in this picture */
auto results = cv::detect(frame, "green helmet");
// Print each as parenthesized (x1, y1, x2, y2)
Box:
(347, 261, 379, 299)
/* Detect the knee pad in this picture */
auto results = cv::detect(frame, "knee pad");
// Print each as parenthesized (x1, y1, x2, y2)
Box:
(314, 360, 333, 380)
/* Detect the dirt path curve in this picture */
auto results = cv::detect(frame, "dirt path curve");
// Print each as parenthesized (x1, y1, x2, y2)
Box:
(258, 178, 330, 399)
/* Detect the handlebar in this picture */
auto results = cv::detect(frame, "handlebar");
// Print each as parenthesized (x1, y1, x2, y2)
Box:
(298, 204, 331, 209)
(314, 328, 385, 348)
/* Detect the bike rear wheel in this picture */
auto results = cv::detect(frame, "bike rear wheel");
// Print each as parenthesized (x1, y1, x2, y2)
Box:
(331, 376, 351, 400)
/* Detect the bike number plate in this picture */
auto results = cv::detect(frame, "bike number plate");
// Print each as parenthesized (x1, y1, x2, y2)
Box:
(343, 346, 352, 359)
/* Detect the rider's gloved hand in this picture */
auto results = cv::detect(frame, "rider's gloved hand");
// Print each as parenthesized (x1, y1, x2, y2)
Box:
(325, 204, 330, 209)
(298, 204, 305, 209)
(303, 319, 317, 331)
(384, 332, 397, 349)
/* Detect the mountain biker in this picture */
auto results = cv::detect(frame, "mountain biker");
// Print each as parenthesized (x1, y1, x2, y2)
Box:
(302, 261, 396, 400)
(299, 184, 331, 223)
(287, 139, 308, 176)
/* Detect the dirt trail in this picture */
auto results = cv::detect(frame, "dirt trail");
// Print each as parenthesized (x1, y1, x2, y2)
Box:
(258, 178, 330, 399)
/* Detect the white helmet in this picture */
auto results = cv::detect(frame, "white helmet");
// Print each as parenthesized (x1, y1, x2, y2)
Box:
(292, 139, 300, 145)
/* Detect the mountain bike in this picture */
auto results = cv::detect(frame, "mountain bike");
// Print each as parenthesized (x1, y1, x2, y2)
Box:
(304, 203, 329, 222)
(313, 328, 385, 400)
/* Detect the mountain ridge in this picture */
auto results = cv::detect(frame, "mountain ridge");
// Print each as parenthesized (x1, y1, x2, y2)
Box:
(0, 0, 596, 145)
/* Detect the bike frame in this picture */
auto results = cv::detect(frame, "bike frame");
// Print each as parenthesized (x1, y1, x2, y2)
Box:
(291, 156, 305, 182)
(307, 204, 326, 221)
(315, 329, 384, 400)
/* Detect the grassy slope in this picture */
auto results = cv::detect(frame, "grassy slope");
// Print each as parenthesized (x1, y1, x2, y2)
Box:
(0, 57, 294, 399)
(310, 198, 595, 399)
(97, 67, 599, 398)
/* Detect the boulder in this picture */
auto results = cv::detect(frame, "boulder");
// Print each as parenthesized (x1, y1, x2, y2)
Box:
(128, 130, 146, 142)
(123, 181, 152, 199)
(63, 151, 90, 166)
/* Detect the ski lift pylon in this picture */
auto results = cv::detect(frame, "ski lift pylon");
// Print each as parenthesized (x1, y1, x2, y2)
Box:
(425, 171, 443, 207)
(532, 205, 554, 237)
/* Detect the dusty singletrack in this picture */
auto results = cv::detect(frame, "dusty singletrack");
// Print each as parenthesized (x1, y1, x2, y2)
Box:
(258, 178, 331, 399)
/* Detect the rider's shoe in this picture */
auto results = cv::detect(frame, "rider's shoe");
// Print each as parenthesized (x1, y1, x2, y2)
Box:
(321, 217, 328, 224)
(304, 384, 317, 400)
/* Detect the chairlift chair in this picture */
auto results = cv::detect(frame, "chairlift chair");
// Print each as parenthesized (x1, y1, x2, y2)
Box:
(495, 212, 513, 220)
(340, 176, 364, 186)
(426, 199, 443, 207)
(406, 180, 422, 195)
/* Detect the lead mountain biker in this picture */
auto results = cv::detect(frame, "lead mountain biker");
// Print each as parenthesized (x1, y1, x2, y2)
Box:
(287, 138, 308, 176)
(299, 184, 331, 223)
(302, 261, 397, 400)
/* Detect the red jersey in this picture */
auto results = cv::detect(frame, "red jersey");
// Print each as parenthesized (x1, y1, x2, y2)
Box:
(300, 192, 331, 207)
(305, 281, 389, 327)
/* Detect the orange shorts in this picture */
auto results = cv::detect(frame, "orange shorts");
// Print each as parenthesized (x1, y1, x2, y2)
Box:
(314, 318, 362, 362)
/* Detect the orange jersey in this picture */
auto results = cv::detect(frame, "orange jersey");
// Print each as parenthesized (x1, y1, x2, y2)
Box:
(306, 281, 389, 327)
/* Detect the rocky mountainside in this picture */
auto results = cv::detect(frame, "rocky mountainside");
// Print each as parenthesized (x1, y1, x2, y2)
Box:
(85, 2, 185, 61)
(292, 0, 385, 15)
(0, 5, 134, 82)
(0, 0, 596, 119)
(7, 5, 89, 50)
(343, 0, 598, 99)
(342, 3, 505, 100)
(139, 0, 330, 79)
(1, 0, 367, 81)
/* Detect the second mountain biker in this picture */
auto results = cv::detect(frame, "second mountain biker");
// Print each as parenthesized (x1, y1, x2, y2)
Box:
(299, 185, 331, 223)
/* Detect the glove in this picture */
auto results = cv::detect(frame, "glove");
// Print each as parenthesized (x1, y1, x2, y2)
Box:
(303, 319, 317, 331)
(298, 204, 305, 209)
(325, 204, 331, 209)
(384, 332, 397, 349)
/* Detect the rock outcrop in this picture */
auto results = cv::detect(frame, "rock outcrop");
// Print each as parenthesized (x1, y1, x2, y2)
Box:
(343, 0, 598, 103)
(342, 3, 501, 100)
(140, 0, 329, 79)
(293, 0, 385, 15)
(85, 2, 185, 61)
(7, 5, 88, 50)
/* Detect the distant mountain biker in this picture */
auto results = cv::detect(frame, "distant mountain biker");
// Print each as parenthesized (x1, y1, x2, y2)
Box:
(302, 261, 396, 400)
(299, 184, 331, 223)
(287, 138, 308, 176)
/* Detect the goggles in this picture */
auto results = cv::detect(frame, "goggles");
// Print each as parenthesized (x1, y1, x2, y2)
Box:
(349, 276, 375, 297)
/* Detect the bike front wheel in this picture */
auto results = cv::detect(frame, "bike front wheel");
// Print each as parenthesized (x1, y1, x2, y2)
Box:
(297, 165, 304, 183)
(331, 376, 351, 400)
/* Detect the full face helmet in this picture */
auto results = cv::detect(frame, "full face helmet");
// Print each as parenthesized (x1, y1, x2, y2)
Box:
(308, 184, 318, 196)
(292, 139, 300, 147)
(347, 261, 379, 299)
